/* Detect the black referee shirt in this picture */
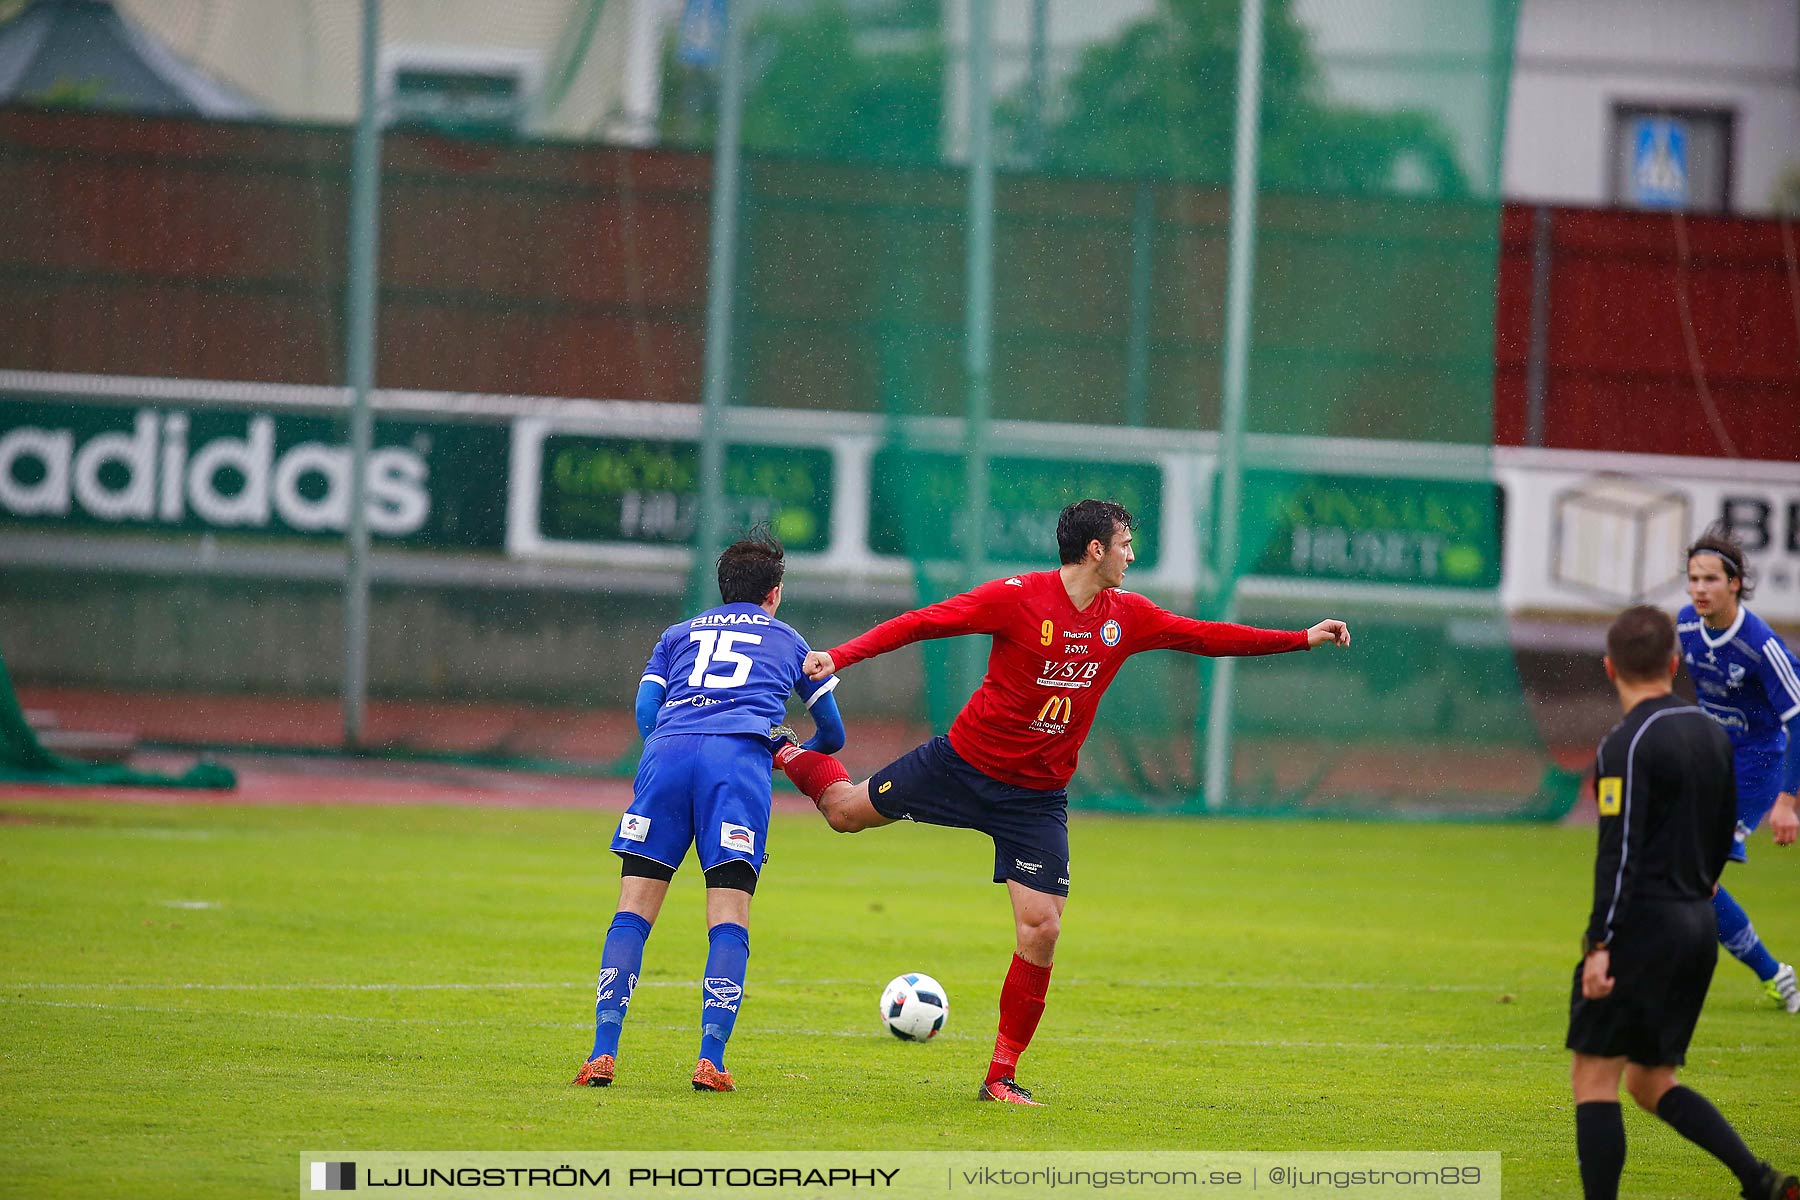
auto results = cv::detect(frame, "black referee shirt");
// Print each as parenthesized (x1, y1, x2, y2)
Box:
(1584, 693, 1736, 949)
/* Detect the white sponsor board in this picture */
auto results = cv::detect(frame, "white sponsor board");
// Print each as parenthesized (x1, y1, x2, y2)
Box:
(1496, 446, 1800, 622)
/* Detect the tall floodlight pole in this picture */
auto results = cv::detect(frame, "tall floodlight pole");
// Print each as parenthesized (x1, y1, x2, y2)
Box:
(962, 0, 995, 693)
(1024, 0, 1047, 163)
(694, 0, 752, 608)
(342, 0, 382, 747)
(1202, 0, 1263, 810)
(1125, 184, 1154, 426)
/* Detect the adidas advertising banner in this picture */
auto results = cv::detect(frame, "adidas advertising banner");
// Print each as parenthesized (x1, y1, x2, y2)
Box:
(0, 393, 508, 550)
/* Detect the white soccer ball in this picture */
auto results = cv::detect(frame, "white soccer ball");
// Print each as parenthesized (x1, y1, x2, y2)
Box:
(880, 972, 949, 1042)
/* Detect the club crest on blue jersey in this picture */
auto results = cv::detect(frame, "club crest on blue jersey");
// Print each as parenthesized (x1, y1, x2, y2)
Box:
(1100, 619, 1121, 646)
(1677, 604, 1800, 749)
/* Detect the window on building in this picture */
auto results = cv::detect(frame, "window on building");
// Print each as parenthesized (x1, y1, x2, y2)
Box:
(1611, 105, 1733, 213)
(381, 49, 539, 135)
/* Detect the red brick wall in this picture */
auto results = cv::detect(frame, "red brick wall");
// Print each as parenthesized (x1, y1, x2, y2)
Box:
(1496, 204, 1800, 460)
(5, 108, 1796, 458)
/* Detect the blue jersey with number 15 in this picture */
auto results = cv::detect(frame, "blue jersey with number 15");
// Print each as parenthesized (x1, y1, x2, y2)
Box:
(641, 603, 839, 744)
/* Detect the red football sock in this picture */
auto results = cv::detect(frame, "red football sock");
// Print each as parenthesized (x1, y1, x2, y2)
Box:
(986, 953, 1053, 1085)
(773, 744, 851, 802)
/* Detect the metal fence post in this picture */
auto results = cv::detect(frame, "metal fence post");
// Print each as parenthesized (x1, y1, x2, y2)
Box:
(1525, 204, 1554, 448)
(342, 0, 382, 747)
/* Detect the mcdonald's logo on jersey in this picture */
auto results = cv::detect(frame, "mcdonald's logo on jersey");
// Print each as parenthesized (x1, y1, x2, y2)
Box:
(1031, 694, 1074, 732)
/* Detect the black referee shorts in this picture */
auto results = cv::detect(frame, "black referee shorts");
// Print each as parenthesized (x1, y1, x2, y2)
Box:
(1566, 897, 1718, 1067)
(869, 735, 1071, 896)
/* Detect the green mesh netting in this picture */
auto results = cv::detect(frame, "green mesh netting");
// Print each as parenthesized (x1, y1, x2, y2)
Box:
(709, 0, 1571, 818)
(0, 645, 233, 788)
(0, 0, 1575, 817)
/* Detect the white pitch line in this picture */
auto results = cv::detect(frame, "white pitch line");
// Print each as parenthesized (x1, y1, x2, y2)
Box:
(1075, 978, 1517, 993)
(0, 995, 1560, 1053)
(1, 981, 578, 992)
(2, 996, 563, 1027)
(0, 977, 1530, 994)
(5, 996, 1787, 1057)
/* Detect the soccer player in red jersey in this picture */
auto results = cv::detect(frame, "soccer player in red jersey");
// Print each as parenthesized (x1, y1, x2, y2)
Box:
(773, 499, 1350, 1104)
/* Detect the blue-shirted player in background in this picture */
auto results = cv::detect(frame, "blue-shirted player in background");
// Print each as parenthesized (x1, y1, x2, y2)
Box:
(1678, 527, 1800, 1013)
(573, 532, 844, 1090)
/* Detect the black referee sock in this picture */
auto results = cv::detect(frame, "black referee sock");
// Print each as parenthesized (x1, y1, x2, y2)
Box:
(1575, 1101, 1626, 1200)
(1655, 1085, 1762, 1188)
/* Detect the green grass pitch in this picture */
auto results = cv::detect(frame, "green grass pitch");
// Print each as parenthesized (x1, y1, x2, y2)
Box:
(3, 799, 1797, 1198)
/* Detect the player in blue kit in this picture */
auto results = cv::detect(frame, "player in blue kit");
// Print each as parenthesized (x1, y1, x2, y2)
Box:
(573, 532, 844, 1091)
(1677, 528, 1800, 1013)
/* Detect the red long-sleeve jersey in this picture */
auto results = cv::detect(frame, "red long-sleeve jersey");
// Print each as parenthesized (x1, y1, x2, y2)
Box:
(828, 570, 1309, 791)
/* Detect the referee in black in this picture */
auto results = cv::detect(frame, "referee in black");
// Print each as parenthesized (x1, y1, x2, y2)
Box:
(1568, 605, 1799, 1200)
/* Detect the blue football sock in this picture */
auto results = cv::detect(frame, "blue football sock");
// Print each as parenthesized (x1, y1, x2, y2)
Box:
(590, 911, 652, 1060)
(1714, 886, 1779, 982)
(699, 922, 750, 1068)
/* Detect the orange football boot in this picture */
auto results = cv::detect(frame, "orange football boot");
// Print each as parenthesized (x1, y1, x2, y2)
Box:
(976, 1076, 1042, 1106)
(572, 1055, 615, 1087)
(691, 1058, 736, 1092)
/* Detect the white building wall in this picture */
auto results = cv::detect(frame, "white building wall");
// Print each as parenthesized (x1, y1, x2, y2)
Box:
(1503, 0, 1800, 213)
(100, 0, 1800, 214)
(116, 0, 664, 142)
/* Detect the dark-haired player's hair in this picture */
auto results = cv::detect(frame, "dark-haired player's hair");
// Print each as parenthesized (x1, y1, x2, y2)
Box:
(1686, 524, 1754, 601)
(1606, 605, 1677, 683)
(717, 528, 784, 605)
(1056, 499, 1134, 565)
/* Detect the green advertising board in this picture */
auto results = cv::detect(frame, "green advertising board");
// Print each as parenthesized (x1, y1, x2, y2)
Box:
(0, 396, 508, 549)
(538, 435, 833, 552)
(868, 450, 1161, 569)
(1237, 469, 1502, 588)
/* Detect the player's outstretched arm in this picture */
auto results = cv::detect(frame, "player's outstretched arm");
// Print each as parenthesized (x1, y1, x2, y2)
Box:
(1125, 593, 1347, 658)
(803, 690, 846, 755)
(814, 582, 1015, 679)
(1307, 619, 1351, 649)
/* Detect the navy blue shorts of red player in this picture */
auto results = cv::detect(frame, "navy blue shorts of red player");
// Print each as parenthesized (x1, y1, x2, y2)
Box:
(870, 735, 1071, 897)
(616, 732, 1072, 899)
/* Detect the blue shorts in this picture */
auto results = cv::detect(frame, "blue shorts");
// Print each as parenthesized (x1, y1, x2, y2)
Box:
(1729, 744, 1785, 865)
(612, 733, 771, 875)
(870, 735, 1071, 896)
